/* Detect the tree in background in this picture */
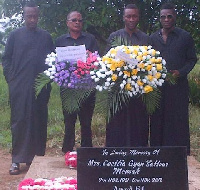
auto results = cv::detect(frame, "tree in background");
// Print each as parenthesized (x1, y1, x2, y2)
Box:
(1, 0, 200, 53)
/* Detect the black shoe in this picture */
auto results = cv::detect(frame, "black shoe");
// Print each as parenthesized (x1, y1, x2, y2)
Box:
(9, 163, 20, 175)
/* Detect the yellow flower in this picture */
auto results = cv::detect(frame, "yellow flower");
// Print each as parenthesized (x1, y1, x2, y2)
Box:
(147, 75, 154, 81)
(156, 64, 162, 71)
(155, 72, 161, 79)
(123, 71, 131, 77)
(125, 83, 132, 91)
(102, 56, 111, 63)
(110, 64, 117, 71)
(111, 74, 118, 81)
(137, 80, 144, 86)
(125, 48, 131, 54)
(133, 49, 138, 55)
(110, 48, 117, 55)
(117, 60, 125, 67)
(146, 65, 153, 71)
(142, 51, 148, 56)
(131, 69, 138, 75)
(143, 46, 148, 50)
(151, 49, 156, 56)
(150, 57, 156, 63)
(155, 58, 162, 63)
(144, 85, 153, 93)
(137, 63, 145, 69)
(136, 55, 142, 62)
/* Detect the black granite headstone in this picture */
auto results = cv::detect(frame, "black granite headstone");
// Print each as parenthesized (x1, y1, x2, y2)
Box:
(77, 147, 188, 190)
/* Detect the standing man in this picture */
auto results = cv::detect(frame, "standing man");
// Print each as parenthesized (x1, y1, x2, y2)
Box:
(55, 11, 98, 153)
(150, 3, 197, 155)
(106, 4, 150, 147)
(2, 2, 54, 175)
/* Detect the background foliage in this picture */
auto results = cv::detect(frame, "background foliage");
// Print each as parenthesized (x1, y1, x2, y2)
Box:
(0, 0, 199, 53)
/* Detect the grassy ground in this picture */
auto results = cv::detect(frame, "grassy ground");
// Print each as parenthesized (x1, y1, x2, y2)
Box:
(0, 63, 200, 161)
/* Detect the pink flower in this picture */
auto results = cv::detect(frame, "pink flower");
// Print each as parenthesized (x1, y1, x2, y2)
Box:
(65, 151, 77, 167)
(80, 71, 85, 75)
(65, 178, 77, 185)
(18, 178, 34, 190)
(68, 157, 77, 168)
(34, 180, 46, 186)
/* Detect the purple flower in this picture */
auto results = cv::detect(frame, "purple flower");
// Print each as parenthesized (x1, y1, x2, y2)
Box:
(60, 62, 66, 69)
(56, 65, 61, 72)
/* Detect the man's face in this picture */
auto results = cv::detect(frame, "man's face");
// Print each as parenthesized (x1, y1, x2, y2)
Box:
(67, 12, 83, 33)
(123, 8, 139, 31)
(24, 7, 39, 30)
(160, 9, 176, 30)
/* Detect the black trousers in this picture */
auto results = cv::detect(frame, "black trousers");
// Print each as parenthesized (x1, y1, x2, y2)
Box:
(61, 90, 95, 153)
(150, 79, 190, 155)
(106, 97, 149, 147)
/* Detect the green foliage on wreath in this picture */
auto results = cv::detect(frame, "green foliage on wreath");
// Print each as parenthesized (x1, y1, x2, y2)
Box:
(35, 73, 94, 113)
(35, 73, 51, 97)
(60, 88, 95, 114)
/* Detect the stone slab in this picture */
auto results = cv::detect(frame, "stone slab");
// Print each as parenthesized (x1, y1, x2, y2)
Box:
(25, 156, 200, 190)
(25, 156, 76, 179)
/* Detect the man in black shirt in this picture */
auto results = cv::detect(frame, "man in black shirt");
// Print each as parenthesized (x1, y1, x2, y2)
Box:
(56, 11, 98, 153)
(150, 3, 197, 155)
(106, 4, 150, 147)
(2, 2, 54, 175)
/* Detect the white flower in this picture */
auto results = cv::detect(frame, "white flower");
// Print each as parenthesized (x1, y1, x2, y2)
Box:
(162, 59, 166, 65)
(94, 78, 100, 82)
(105, 82, 110, 87)
(123, 75, 128, 79)
(118, 71, 123, 76)
(106, 77, 111, 82)
(142, 79, 147, 83)
(160, 79, 165, 83)
(162, 73, 166, 78)
(120, 83, 125, 89)
(97, 57, 101, 61)
(156, 51, 160, 55)
(127, 78, 132, 83)
(124, 66, 128, 70)
(142, 56, 147, 61)
(94, 61, 99, 66)
(146, 55, 151, 59)
(90, 71, 95, 75)
(44, 71, 51, 76)
(96, 71, 102, 78)
(99, 86, 103, 91)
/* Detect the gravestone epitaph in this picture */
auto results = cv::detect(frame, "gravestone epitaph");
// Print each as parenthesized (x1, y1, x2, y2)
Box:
(77, 147, 188, 190)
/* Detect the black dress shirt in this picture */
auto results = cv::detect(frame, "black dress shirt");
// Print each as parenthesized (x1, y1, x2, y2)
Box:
(55, 32, 98, 52)
(150, 27, 197, 77)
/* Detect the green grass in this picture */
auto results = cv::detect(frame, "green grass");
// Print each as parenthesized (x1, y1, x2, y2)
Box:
(0, 63, 200, 161)
(0, 65, 11, 149)
(189, 104, 200, 161)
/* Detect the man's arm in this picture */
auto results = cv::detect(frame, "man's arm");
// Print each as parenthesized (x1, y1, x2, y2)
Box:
(2, 31, 15, 83)
(178, 34, 197, 77)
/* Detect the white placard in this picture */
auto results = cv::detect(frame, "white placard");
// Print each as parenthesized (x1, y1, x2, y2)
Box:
(116, 50, 138, 65)
(56, 45, 86, 62)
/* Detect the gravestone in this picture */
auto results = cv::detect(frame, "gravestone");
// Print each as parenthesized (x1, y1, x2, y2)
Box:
(77, 147, 188, 190)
